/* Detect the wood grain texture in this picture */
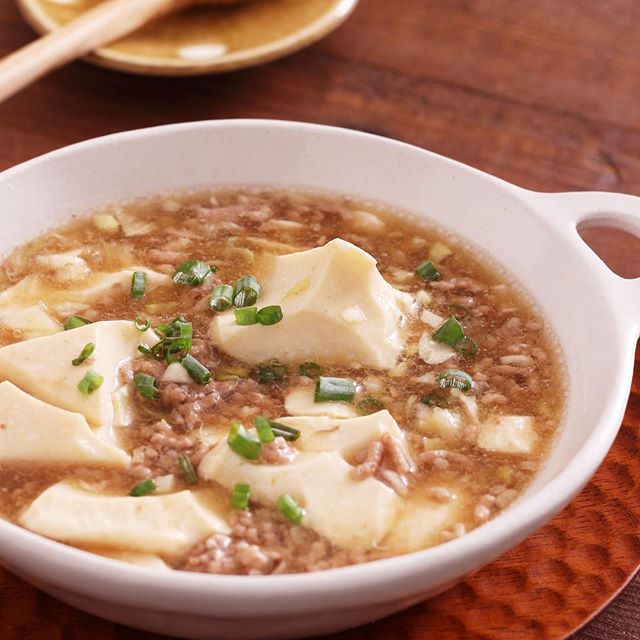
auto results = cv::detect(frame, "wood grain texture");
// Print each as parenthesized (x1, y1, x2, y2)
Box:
(0, 0, 639, 638)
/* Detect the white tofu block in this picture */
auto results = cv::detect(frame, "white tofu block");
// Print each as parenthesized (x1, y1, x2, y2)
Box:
(0, 267, 170, 307)
(415, 405, 462, 440)
(277, 410, 406, 457)
(20, 483, 229, 556)
(210, 239, 412, 369)
(284, 386, 357, 419)
(383, 489, 465, 553)
(0, 303, 61, 338)
(0, 381, 128, 465)
(0, 320, 155, 427)
(418, 331, 456, 365)
(477, 415, 537, 454)
(199, 446, 398, 549)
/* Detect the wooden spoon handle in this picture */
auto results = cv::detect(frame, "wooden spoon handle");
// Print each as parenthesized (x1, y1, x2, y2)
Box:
(0, 0, 187, 104)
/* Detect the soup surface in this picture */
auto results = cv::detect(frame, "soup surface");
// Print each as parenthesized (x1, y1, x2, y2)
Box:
(0, 189, 564, 574)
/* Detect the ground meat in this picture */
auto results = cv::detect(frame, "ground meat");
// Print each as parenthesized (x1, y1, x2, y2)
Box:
(130, 419, 211, 478)
(381, 434, 415, 474)
(119, 357, 166, 384)
(418, 449, 472, 471)
(158, 378, 242, 430)
(260, 436, 297, 464)
(352, 441, 384, 479)
(182, 507, 366, 575)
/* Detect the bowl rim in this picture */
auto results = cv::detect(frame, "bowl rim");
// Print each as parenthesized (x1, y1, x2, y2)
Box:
(0, 119, 635, 613)
(15, 0, 361, 77)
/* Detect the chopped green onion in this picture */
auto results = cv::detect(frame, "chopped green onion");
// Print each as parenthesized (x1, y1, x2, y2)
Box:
(277, 494, 305, 524)
(231, 483, 251, 509)
(71, 342, 95, 366)
(178, 454, 198, 484)
(134, 315, 150, 331)
(138, 344, 152, 355)
(130, 271, 147, 299)
(133, 372, 159, 401)
(129, 478, 156, 497)
(299, 362, 322, 378)
(233, 275, 262, 308)
(253, 415, 275, 443)
(209, 284, 234, 312)
(269, 422, 301, 442)
(150, 316, 193, 363)
(77, 370, 104, 395)
(415, 259, 441, 282)
(448, 304, 469, 320)
(454, 336, 478, 357)
(172, 260, 212, 286)
(64, 316, 91, 331)
(433, 316, 465, 347)
(227, 422, 261, 460)
(256, 305, 283, 326)
(315, 376, 357, 403)
(438, 369, 473, 391)
(420, 393, 450, 408)
(181, 354, 211, 385)
(252, 360, 288, 384)
(357, 398, 385, 415)
(234, 307, 258, 325)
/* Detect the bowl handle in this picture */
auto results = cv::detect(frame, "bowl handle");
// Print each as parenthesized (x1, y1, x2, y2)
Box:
(525, 190, 640, 330)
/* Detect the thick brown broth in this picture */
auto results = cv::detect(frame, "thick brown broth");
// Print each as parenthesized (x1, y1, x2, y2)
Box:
(0, 188, 565, 574)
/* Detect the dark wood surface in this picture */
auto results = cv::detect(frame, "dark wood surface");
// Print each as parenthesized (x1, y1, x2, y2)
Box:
(0, 0, 639, 638)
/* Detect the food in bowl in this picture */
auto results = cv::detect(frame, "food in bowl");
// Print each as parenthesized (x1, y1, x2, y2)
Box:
(0, 187, 564, 575)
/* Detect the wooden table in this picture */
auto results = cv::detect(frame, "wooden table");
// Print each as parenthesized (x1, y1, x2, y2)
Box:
(0, 1, 638, 638)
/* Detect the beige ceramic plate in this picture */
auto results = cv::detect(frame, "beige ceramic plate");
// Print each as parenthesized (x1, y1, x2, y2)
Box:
(16, 0, 359, 76)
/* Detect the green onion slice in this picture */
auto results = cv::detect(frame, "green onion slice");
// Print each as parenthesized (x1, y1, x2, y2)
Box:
(150, 316, 193, 363)
(77, 370, 104, 395)
(315, 376, 357, 403)
(129, 478, 156, 497)
(178, 454, 198, 484)
(415, 259, 441, 282)
(133, 372, 159, 401)
(252, 359, 288, 384)
(233, 275, 262, 308)
(269, 422, 301, 442)
(64, 316, 91, 331)
(234, 307, 258, 326)
(277, 494, 305, 524)
(433, 316, 465, 347)
(257, 305, 283, 326)
(227, 422, 261, 460)
(130, 271, 147, 299)
(438, 369, 473, 391)
(420, 393, 450, 408)
(181, 354, 211, 385)
(209, 284, 234, 312)
(172, 260, 212, 286)
(454, 336, 478, 357)
(231, 483, 251, 510)
(134, 315, 151, 331)
(253, 415, 275, 443)
(71, 342, 95, 366)
(357, 398, 385, 415)
(299, 362, 322, 378)
(138, 344, 152, 356)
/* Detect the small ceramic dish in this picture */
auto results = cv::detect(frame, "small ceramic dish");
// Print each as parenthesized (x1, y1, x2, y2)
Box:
(0, 120, 639, 639)
(15, 0, 359, 75)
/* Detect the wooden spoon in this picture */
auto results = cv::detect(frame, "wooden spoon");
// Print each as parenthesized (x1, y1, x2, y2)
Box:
(0, 0, 254, 103)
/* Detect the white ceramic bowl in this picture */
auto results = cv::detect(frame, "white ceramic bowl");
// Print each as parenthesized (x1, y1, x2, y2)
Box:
(0, 121, 638, 640)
